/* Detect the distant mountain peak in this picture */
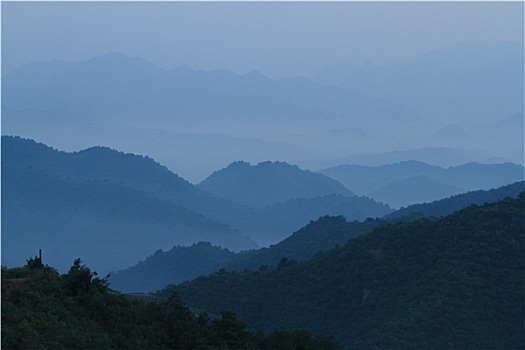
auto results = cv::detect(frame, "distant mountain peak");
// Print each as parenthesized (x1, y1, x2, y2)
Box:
(256, 160, 298, 168)
(79, 145, 119, 154)
(94, 51, 130, 59)
(225, 160, 251, 169)
(199, 159, 353, 208)
(243, 69, 270, 80)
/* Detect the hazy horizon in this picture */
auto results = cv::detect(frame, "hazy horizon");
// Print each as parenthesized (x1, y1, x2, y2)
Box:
(2, 1, 524, 182)
(3, 2, 523, 77)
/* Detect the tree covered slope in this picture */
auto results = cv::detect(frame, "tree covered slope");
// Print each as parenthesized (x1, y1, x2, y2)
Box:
(2, 259, 341, 350)
(162, 196, 525, 349)
(109, 216, 384, 293)
(109, 242, 236, 293)
(110, 183, 523, 294)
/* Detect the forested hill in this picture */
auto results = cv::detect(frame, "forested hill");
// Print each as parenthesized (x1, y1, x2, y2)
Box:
(109, 217, 384, 293)
(109, 242, 236, 293)
(2, 259, 341, 349)
(163, 196, 525, 349)
(110, 182, 522, 293)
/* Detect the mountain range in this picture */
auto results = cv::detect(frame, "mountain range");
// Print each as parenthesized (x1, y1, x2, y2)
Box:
(2, 163, 256, 274)
(109, 181, 524, 293)
(1, 136, 392, 272)
(3, 135, 522, 276)
(161, 196, 525, 349)
(2, 51, 413, 131)
(3, 42, 523, 183)
(320, 160, 524, 208)
(312, 41, 524, 123)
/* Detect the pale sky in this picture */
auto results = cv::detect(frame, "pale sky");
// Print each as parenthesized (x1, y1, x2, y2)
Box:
(2, 1, 524, 78)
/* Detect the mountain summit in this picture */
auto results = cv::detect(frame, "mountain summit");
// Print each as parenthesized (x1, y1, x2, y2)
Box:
(198, 161, 354, 208)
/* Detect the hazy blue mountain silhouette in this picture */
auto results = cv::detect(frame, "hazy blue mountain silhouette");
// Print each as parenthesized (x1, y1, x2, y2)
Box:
(198, 160, 355, 208)
(368, 175, 464, 209)
(387, 181, 525, 220)
(312, 147, 508, 171)
(249, 195, 391, 245)
(1, 135, 257, 234)
(320, 160, 524, 207)
(2, 52, 413, 128)
(109, 216, 382, 294)
(497, 112, 524, 130)
(313, 41, 524, 122)
(4, 46, 522, 180)
(239, 180, 525, 270)
(108, 182, 524, 294)
(1, 164, 256, 274)
(2, 136, 393, 248)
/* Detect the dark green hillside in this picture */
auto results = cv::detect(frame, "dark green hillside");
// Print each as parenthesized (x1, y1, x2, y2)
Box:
(106, 183, 522, 294)
(110, 217, 384, 293)
(198, 161, 355, 208)
(1, 164, 256, 274)
(109, 242, 236, 293)
(2, 259, 341, 350)
(225, 216, 384, 273)
(164, 196, 525, 349)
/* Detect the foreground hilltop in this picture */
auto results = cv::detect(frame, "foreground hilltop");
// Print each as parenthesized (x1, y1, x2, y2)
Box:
(2, 259, 341, 349)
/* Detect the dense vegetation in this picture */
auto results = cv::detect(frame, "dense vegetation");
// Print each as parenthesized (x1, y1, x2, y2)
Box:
(162, 196, 525, 349)
(109, 242, 236, 293)
(2, 258, 341, 350)
(111, 182, 524, 293)
(224, 216, 383, 272)
(110, 217, 384, 293)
